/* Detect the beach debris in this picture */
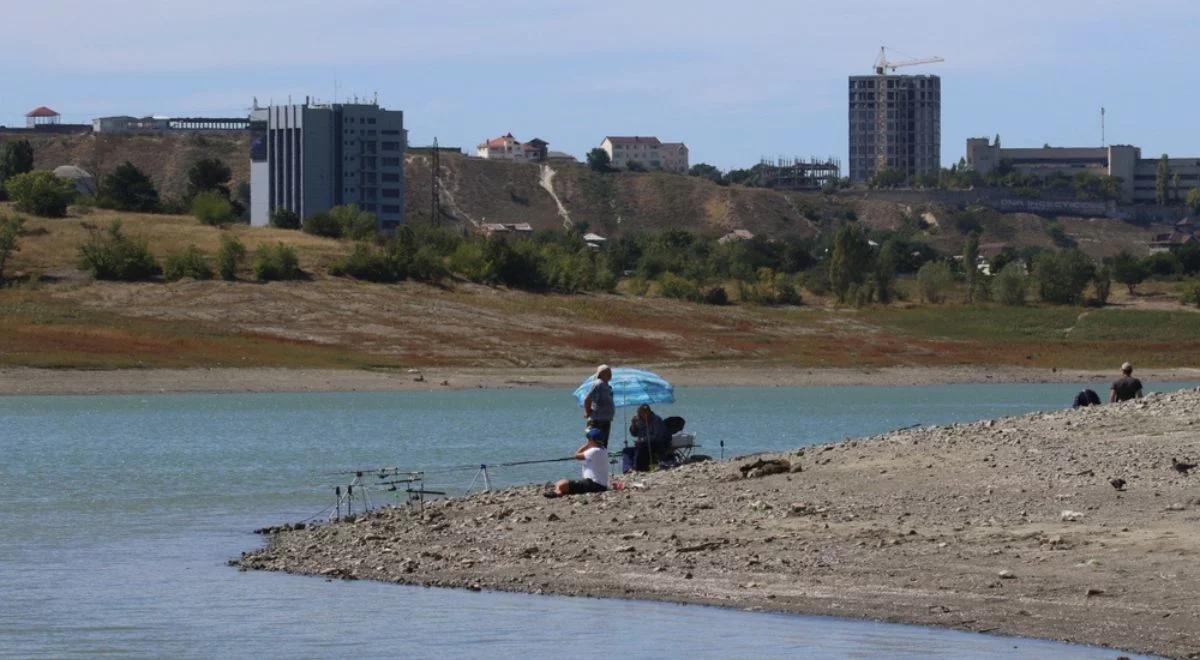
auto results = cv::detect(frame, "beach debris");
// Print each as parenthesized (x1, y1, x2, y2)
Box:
(1060, 510, 1085, 522)
(1109, 478, 1126, 491)
(1086, 588, 1106, 597)
(677, 541, 722, 553)
(739, 458, 791, 479)
(1171, 458, 1196, 475)
(747, 500, 772, 511)
(998, 570, 1016, 579)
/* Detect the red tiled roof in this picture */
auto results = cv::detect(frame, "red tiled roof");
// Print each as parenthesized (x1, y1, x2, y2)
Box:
(26, 106, 59, 117)
(604, 136, 661, 145)
(479, 133, 518, 149)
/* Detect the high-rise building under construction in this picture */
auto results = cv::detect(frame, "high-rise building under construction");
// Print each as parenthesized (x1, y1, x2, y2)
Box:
(847, 74, 940, 183)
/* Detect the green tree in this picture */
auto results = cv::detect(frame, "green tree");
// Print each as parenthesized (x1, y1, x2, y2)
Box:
(1155, 153, 1170, 205)
(216, 234, 246, 281)
(186, 158, 232, 200)
(869, 168, 908, 189)
(1093, 264, 1112, 305)
(0, 139, 35, 198)
(163, 245, 214, 281)
(270, 208, 301, 229)
(963, 232, 982, 302)
(1033, 250, 1095, 305)
(252, 243, 302, 281)
(828, 224, 874, 303)
(4, 170, 75, 217)
(191, 191, 235, 225)
(77, 221, 160, 281)
(689, 163, 723, 184)
(625, 160, 646, 172)
(586, 148, 612, 173)
(329, 204, 376, 240)
(1109, 251, 1146, 294)
(1187, 187, 1200, 213)
(916, 261, 953, 303)
(0, 214, 25, 281)
(874, 240, 899, 304)
(991, 261, 1027, 306)
(101, 161, 159, 212)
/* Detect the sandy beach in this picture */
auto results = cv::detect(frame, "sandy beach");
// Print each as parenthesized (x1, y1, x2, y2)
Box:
(240, 387, 1200, 658)
(2, 364, 1199, 396)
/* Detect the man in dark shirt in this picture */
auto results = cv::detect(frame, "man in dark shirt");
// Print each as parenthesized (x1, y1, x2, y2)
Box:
(1109, 362, 1143, 403)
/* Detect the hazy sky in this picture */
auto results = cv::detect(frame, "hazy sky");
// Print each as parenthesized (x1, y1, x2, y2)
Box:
(2, 0, 1196, 169)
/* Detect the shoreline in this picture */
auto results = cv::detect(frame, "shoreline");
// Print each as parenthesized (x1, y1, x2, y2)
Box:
(239, 387, 1200, 658)
(3, 364, 1199, 396)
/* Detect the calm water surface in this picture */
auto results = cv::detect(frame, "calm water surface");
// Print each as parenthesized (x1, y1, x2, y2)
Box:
(4, 383, 1186, 658)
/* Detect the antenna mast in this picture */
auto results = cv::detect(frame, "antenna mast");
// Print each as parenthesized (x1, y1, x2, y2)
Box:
(431, 137, 441, 226)
(1101, 106, 1106, 147)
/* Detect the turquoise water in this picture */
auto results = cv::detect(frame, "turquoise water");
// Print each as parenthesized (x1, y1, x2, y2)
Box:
(3, 383, 1184, 658)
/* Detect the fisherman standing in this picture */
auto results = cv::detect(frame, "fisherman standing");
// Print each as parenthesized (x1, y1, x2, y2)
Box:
(583, 364, 614, 447)
(1109, 362, 1144, 403)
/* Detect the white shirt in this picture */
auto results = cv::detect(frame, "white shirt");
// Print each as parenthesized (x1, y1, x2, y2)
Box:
(581, 446, 609, 486)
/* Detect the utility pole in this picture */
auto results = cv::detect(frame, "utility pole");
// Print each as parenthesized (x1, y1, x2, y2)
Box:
(1101, 106, 1106, 147)
(431, 137, 441, 226)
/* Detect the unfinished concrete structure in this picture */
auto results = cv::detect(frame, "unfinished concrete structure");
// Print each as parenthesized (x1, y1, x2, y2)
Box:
(757, 157, 841, 190)
(249, 100, 406, 230)
(966, 137, 1200, 204)
(847, 75, 940, 183)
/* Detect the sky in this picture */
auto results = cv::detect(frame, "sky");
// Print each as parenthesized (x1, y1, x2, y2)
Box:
(2, 0, 1198, 170)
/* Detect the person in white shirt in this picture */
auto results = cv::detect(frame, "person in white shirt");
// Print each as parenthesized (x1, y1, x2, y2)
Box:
(547, 426, 609, 497)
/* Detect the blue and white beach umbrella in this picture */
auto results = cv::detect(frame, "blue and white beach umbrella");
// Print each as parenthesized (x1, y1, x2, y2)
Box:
(573, 367, 675, 408)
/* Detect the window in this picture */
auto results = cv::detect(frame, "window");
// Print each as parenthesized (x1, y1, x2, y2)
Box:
(382, 188, 400, 198)
(382, 205, 400, 214)
(382, 157, 400, 166)
(382, 141, 400, 151)
(383, 129, 401, 135)
(382, 172, 400, 182)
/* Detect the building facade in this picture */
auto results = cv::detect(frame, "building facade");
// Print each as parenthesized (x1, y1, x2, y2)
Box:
(966, 137, 1200, 204)
(249, 101, 406, 230)
(847, 75, 941, 183)
(94, 115, 249, 132)
(600, 136, 689, 172)
(476, 134, 551, 162)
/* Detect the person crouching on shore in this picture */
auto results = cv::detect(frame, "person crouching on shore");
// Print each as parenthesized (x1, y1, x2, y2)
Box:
(546, 427, 609, 497)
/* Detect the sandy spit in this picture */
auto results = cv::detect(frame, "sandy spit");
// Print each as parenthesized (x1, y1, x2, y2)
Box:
(239, 387, 1200, 659)
(2, 365, 1198, 396)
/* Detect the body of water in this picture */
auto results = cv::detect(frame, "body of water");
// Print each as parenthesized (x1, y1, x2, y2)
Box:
(4, 382, 1185, 658)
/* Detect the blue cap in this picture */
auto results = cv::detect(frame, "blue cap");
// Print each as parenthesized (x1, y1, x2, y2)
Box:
(586, 427, 603, 441)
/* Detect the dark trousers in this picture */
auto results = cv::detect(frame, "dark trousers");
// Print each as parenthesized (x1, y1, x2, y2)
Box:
(589, 419, 611, 447)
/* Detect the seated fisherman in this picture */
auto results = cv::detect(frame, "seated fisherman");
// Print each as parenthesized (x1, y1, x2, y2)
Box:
(626, 404, 671, 472)
(547, 427, 609, 497)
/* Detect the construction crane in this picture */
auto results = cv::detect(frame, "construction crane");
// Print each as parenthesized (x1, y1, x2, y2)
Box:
(873, 46, 944, 75)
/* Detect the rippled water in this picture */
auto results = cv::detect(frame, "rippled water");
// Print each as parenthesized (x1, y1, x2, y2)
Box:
(4, 383, 1184, 658)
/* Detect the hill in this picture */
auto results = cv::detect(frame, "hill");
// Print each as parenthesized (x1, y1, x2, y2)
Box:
(1, 130, 1166, 259)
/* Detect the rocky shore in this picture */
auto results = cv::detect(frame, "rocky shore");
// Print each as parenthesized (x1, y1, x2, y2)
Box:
(239, 388, 1200, 658)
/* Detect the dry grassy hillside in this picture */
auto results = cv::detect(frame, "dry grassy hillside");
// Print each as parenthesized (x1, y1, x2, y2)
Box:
(1, 131, 250, 200)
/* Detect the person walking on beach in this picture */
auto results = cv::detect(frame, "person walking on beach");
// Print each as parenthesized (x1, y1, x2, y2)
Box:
(1110, 362, 1144, 403)
(583, 364, 614, 447)
(546, 427, 609, 497)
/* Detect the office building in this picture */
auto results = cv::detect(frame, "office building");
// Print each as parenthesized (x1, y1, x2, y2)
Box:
(249, 100, 406, 230)
(847, 74, 941, 183)
(966, 137, 1200, 203)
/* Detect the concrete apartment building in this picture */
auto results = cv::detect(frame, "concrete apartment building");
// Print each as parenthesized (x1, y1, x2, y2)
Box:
(600, 136, 689, 172)
(966, 137, 1200, 203)
(847, 74, 941, 183)
(249, 101, 406, 230)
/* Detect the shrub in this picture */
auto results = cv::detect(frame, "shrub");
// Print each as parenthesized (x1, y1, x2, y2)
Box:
(100, 161, 159, 212)
(163, 245, 214, 281)
(407, 245, 448, 282)
(302, 204, 377, 239)
(1092, 265, 1111, 306)
(659, 272, 701, 302)
(329, 241, 406, 282)
(5, 170, 76, 217)
(252, 243, 302, 281)
(186, 158, 232, 200)
(270, 208, 301, 230)
(0, 140, 35, 199)
(1034, 250, 1095, 305)
(702, 285, 728, 305)
(916, 261, 953, 303)
(78, 221, 160, 281)
(628, 277, 650, 297)
(0, 214, 25, 281)
(991, 261, 1027, 306)
(191, 190, 235, 226)
(802, 265, 831, 296)
(216, 235, 246, 281)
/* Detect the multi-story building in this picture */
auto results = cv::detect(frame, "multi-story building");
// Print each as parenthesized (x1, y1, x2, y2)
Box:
(847, 74, 940, 183)
(249, 101, 406, 230)
(600, 136, 689, 172)
(476, 133, 551, 162)
(966, 137, 1200, 204)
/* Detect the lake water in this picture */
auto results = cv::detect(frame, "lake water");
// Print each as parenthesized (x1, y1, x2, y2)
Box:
(4, 382, 1187, 659)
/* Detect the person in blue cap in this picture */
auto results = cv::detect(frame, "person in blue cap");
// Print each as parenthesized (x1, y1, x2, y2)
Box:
(546, 426, 609, 497)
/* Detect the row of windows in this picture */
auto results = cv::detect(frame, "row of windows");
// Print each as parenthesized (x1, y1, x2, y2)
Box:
(348, 117, 378, 125)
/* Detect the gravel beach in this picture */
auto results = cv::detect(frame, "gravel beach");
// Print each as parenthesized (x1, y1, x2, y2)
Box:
(240, 387, 1200, 658)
